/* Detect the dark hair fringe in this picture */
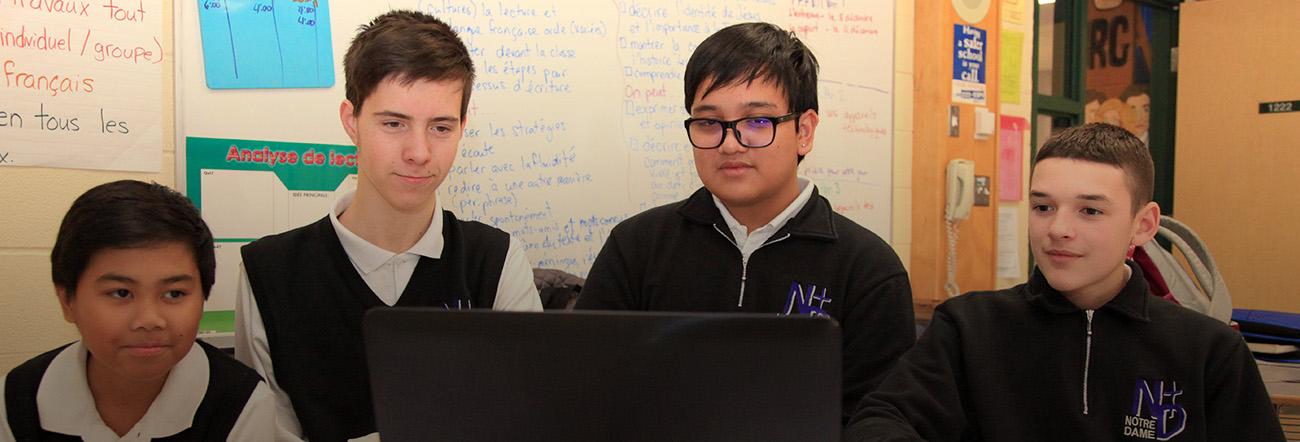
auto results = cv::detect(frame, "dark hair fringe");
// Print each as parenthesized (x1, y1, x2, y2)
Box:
(683, 22, 819, 116)
(51, 180, 216, 299)
(1033, 122, 1155, 214)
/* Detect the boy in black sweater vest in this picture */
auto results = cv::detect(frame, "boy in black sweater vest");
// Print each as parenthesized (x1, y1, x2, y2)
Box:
(2, 180, 273, 441)
(844, 123, 1284, 441)
(233, 10, 542, 442)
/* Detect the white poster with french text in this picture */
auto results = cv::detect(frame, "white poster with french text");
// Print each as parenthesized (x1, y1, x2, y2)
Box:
(1, 0, 163, 172)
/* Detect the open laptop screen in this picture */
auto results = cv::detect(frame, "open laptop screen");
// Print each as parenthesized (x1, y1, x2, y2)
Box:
(363, 309, 840, 442)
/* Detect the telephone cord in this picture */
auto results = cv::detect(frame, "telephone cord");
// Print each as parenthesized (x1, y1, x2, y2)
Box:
(945, 218, 960, 298)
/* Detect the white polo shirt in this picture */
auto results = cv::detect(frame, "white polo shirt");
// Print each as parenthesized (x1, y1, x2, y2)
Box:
(713, 176, 816, 259)
(233, 188, 542, 442)
(0, 341, 274, 442)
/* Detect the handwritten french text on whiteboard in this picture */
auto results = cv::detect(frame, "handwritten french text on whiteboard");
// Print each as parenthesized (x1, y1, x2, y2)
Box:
(178, 0, 894, 279)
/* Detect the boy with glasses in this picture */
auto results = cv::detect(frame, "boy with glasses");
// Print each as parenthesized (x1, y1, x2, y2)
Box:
(576, 22, 915, 423)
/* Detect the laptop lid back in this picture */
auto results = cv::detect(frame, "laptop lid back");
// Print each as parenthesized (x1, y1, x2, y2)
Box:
(364, 309, 840, 442)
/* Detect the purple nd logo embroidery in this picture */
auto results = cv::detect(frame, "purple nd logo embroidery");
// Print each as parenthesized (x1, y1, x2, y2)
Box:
(441, 299, 473, 309)
(783, 282, 831, 318)
(1124, 378, 1187, 440)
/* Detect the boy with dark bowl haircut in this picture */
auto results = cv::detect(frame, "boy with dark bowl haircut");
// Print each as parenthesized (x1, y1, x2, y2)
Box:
(844, 123, 1284, 441)
(2, 180, 274, 441)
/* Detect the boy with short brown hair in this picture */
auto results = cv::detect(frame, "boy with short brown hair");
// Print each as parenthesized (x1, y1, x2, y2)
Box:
(234, 10, 541, 442)
(844, 123, 1283, 441)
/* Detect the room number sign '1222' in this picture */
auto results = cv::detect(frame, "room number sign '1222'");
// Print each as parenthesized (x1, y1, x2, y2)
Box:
(1260, 100, 1298, 114)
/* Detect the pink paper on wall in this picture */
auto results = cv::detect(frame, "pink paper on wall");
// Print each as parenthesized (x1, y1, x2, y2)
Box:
(999, 116, 1027, 201)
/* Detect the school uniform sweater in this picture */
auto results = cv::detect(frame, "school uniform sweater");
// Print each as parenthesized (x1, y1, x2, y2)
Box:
(576, 185, 915, 423)
(240, 213, 508, 442)
(2, 341, 268, 442)
(844, 262, 1285, 442)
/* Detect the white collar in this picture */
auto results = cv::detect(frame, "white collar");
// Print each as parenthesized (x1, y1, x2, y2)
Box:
(713, 176, 815, 237)
(37, 341, 208, 439)
(329, 188, 445, 274)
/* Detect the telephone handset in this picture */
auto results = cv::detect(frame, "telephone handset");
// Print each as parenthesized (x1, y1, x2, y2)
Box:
(944, 159, 974, 297)
(945, 159, 974, 221)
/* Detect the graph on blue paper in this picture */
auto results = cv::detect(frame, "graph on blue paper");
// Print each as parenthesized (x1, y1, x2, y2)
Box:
(196, 0, 334, 89)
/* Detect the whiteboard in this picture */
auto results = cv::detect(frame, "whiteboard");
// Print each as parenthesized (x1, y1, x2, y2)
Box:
(177, 0, 894, 278)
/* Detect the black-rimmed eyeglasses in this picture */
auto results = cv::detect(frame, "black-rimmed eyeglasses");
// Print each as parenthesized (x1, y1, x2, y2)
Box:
(683, 113, 799, 149)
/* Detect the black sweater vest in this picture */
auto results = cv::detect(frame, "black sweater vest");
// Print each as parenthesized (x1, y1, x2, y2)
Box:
(5, 341, 262, 441)
(240, 213, 507, 442)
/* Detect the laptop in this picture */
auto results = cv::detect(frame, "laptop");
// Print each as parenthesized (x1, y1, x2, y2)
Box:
(363, 309, 841, 442)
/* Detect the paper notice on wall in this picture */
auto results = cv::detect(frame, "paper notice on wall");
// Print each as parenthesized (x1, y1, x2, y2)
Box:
(999, 30, 1024, 104)
(196, 0, 335, 89)
(999, 115, 1026, 201)
(997, 207, 1021, 279)
(1002, 0, 1026, 25)
(185, 136, 358, 317)
(1, 0, 163, 172)
(952, 24, 987, 106)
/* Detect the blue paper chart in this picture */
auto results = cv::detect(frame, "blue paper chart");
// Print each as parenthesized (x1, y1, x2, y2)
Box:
(196, 0, 334, 89)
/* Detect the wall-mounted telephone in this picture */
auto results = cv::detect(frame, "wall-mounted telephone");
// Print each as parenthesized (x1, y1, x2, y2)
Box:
(945, 159, 974, 297)
(945, 159, 974, 221)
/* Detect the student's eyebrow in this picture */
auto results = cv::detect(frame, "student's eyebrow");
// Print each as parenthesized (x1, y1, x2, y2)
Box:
(1028, 191, 1114, 204)
(372, 110, 412, 120)
(97, 273, 138, 284)
(691, 104, 719, 114)
(372, 111, 460, 125)
(96, 274, 195, 285)
(691, 101, 780, 114)
(161, 275, 196, 285)
(1077, 194, 1113, 203)
(740, 101, 779, 109)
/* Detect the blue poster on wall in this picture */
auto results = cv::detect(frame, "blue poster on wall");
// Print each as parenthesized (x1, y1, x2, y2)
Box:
(196, 0, 334, 89)
(952, 24, 986, 105)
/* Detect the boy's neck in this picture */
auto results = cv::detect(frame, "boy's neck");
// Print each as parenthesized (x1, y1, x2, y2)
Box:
(86, 356, 168, 437)
(1062, 263, 1132, 311)
(718, 181, 801, 234)
(340, 187, 437, 253)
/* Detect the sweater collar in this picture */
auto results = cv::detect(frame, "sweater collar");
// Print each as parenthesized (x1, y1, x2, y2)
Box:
(1025, 260, 1152, 322)
(676, 185, 838, 242)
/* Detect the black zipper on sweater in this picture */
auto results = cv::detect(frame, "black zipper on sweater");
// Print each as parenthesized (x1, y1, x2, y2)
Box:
(712, 225, 744, 309)
(712, 224, 791, 309)
(740, 234, 790, 308)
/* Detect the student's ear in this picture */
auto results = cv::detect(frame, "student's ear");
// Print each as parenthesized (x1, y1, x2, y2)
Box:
(796, 109, 818, 157)
(340, 100, 360, 145)
(56, 286, 78, 324)
(1130, 201, 1161, 248)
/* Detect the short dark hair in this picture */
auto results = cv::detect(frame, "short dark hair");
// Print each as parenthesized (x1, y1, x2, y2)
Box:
(684, 22, 819, 161)
(343, 10, 475, 119)
(51, 180, 216, 299)
(1085, 89, 1107, 105)
(1119, 84, 1149, 102)
(1033, 123, 1154, 214)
